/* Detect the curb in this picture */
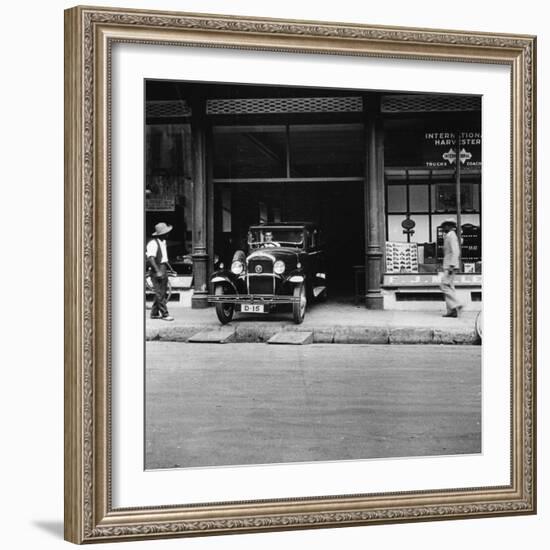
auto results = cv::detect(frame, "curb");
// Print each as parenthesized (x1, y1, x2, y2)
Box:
(147, 323, 480, 345)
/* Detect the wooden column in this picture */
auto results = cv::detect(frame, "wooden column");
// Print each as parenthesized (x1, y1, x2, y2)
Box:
(190, 96, 209, 308)
(364, 95, 384, 309)
(206, 122, 215, 276)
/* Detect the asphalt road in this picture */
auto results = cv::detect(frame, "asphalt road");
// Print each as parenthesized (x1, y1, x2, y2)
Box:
(145, 343, 481, 469)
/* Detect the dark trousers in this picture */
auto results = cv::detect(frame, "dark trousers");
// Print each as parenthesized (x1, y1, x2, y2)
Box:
(151, 264, 169, 318)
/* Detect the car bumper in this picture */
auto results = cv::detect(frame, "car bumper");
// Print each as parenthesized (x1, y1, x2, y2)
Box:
(207, 294, 300, 305)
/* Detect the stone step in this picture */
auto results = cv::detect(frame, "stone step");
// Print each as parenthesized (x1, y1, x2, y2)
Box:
(267, 331, 313, 345)
(188, 328, 236, 344)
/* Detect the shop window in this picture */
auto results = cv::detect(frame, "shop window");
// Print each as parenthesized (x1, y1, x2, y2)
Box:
(387, 215, 429, 243)
(387, 215, 408, 242)
(410, 215, 429, 242)
(432, 213, 480, 234)
(145, 123, 193, 264)
(460, 213, 481, 226)
(387, 185, 407, 212)
(409, 185, 429, 212)
(385, 170, 481, 244)
(432, 183, 477, 212)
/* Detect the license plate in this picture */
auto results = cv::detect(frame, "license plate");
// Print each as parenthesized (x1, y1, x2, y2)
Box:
(241, 304, 265, 313)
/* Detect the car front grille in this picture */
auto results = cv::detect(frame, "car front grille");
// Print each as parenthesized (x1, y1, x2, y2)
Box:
(248, 276, 274, 295)
(247, 257, 274, 294)
(248, 258, 273, 275)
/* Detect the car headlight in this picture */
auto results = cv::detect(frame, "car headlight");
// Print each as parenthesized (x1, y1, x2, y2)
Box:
(274, 260, 285, 275)
(231, 260, 244, 275)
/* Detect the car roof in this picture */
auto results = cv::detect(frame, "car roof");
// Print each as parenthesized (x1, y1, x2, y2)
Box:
(249, 222, 318, 230)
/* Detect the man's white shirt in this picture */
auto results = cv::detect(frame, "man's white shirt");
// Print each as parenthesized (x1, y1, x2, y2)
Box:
(146, 238, 168, 263)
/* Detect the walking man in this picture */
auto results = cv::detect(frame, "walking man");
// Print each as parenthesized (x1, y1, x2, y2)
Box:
(146, 222, 174, 321)
(440, 219, 463, 318)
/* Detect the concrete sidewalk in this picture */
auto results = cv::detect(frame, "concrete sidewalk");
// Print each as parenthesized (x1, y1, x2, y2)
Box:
(146, 301, 480, 345)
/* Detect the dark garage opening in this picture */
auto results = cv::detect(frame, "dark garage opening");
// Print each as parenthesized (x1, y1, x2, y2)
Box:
(211, 121, 366, 301)
(213, 181, 364, 299)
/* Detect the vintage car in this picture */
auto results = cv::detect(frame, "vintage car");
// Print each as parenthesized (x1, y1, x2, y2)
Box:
(207, 222, 327, 324)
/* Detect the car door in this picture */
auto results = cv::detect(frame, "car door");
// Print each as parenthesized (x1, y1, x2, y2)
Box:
(308, 228, 326, 299)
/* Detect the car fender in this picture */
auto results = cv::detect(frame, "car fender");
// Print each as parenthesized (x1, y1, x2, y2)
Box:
(284, 269, 305, 286)
(210, 270, 239, 294)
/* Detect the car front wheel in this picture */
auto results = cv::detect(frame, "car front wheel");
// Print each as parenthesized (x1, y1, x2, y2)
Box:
(214, 285, 234, 324)
(292, 283, 307, 324)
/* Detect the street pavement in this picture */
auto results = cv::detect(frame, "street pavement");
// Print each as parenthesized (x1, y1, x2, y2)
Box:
(146, 342, 481, 469)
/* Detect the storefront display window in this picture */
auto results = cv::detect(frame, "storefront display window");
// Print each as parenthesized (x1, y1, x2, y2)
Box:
(387, 185, 407, 212)
(432, 182, 480, 213)
(145, 123, 193, 267)
(385, 172, 481, 245)
(409, 185, 429, 212)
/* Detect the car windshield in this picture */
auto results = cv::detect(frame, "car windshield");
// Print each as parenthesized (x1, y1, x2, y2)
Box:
(248, 228, 304, 249)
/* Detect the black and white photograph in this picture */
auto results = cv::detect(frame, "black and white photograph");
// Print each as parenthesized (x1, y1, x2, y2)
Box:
(57, 1, 538, 545)
(144, 80, 483, 470)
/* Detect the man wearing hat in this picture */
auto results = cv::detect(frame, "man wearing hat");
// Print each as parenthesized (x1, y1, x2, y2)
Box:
(440, 219, 463, 318)
(146, 222, 174, 321)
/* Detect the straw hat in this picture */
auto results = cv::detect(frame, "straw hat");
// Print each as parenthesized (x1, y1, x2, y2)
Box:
(152, 222, 172, 236)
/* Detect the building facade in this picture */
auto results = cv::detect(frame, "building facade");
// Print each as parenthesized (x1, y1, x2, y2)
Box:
(145, 81, 481, 310)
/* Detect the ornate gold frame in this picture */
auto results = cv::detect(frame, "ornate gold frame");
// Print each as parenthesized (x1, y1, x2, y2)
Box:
(64, 5, 536, 544)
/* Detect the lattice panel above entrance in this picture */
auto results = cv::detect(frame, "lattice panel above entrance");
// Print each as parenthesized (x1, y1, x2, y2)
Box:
(146, 100, 191, 118)
(206, 97, 364, 115)
(381, 94, 481, 112)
